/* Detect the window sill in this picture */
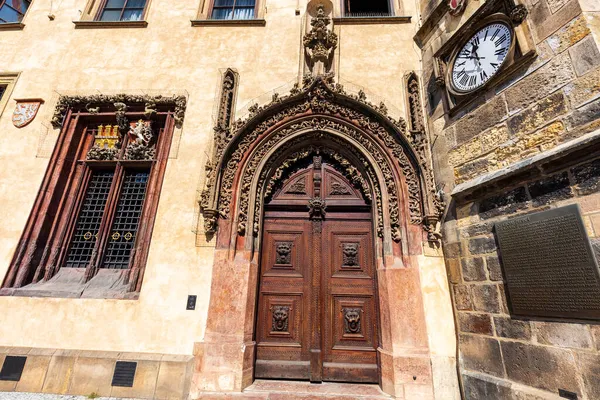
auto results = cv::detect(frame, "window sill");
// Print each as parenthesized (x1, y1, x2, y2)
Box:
(0, 22, 25, 31)
(190, 18, 266, 27)
(332, 16, 411, 25)
(0, 268, 140, 300)
(73, 20, 148, 29)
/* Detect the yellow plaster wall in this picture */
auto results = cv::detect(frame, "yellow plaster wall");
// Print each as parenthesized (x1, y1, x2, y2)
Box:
(0, 0, 421, 354)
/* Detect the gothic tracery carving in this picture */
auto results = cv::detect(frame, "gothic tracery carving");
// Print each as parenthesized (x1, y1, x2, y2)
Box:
(200, 76, 441, 240)
(285, 177, 307, 194)
(406, 72, 445, 241)
(330, 177, 352, 195)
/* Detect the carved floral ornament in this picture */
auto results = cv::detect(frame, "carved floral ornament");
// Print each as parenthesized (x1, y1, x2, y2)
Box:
(200, 75, 444, 242)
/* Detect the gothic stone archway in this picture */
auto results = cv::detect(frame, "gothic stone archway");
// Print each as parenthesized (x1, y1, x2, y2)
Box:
(191, 76, 445, 398)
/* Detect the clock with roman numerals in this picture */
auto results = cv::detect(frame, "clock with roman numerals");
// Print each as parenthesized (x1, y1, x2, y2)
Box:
(448, 18, 515, 94)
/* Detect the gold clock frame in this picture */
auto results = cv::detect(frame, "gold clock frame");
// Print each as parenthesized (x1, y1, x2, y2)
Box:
(446, 13, 517, 96)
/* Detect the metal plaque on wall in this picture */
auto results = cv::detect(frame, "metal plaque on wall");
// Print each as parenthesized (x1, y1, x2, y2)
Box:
(495, 204, 600, 320)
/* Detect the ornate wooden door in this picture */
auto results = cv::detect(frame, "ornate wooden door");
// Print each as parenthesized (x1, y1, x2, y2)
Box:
(255, 156, 379, 383)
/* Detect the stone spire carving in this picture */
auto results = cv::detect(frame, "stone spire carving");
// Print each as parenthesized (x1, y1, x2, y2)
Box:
(303, 4, 338, 76)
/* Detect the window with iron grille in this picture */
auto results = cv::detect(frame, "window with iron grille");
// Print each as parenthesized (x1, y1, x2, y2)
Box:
(61, 123, 157, 274)
(210, 0, 256, 20)
(64, 171, 115, 268)
(102, 171, 149, 269)
(0, 0, 30, 23)
(97, 0, 147, 22)
(2, 97, 182, 295)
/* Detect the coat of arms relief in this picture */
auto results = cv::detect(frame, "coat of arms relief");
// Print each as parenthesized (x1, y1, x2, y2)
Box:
(12, 99, 43, 128)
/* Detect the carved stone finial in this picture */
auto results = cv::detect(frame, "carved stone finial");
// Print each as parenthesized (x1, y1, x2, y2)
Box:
(303, 4, 338, 76)
(511, 4, 528, 25)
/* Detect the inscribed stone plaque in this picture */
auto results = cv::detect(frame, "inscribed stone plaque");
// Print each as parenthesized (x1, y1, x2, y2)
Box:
(495, 204, 600, 320)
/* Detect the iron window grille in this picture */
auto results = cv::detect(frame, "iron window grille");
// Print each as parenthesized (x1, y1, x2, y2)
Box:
(0, 0, 30, 23)
(210, 0, 256, 20)
(61, 124, 156, 273)
(97, 0, 147, 22)
(102, 171, 150, 269)
(64, 171, 115, 268)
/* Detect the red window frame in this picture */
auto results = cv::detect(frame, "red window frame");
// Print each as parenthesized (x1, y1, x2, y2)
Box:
(1, 102, 178, 295)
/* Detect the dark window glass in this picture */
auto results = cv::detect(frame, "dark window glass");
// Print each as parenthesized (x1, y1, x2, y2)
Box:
(64, 171, 114, 268)
(99, 0, 146, 21)
(211, 0, 255, 20)
(344, 0, 391, 17)
(0, 85, 6, 101)
(102, 170, 150, 270)
(0, 0, 30, 23)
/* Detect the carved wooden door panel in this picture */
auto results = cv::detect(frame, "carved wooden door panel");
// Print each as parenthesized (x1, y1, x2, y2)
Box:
(255, 158, 378, 383)
(255, 217, 313, 380)
(321, 218, 378, 382)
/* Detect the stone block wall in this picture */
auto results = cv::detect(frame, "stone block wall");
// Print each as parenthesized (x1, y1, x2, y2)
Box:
(0, 347, 194, 400)
(418, 0, 600, 398)
(445, 156, 600, 399)
(422, 0, 600, 184)
(443, 8, 600, 185)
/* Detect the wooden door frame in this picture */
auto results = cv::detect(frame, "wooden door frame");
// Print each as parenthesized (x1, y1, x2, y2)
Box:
(253, 159, 382, 383)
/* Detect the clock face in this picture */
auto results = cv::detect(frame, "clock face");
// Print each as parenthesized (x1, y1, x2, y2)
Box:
(451, 22, 513, 93)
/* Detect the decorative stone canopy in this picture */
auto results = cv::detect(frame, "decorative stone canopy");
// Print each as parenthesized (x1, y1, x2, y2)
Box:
(51, 94, 187, 129)
(200, 74, 444, 242)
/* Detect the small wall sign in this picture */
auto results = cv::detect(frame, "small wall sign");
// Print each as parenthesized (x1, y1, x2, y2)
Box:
(187, 295, 197, 310)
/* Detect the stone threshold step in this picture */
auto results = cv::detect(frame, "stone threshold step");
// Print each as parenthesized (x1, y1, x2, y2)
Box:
(198, 379, 393, 399)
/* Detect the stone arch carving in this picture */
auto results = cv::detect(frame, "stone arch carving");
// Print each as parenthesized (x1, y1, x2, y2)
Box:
(200, 74, 443, 242)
